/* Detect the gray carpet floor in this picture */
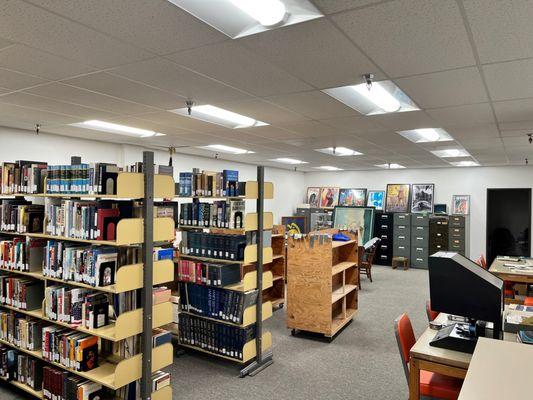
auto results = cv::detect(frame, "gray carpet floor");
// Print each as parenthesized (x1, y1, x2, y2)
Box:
(0, 266, 430, 399)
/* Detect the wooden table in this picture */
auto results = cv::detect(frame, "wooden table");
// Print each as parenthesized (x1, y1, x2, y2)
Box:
(458, 337, 533, 399)
(409, 313, 516, 400)
(489, 258, 533, 304)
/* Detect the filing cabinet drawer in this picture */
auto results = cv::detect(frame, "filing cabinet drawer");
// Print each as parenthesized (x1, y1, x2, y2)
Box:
(449, 216, 465, 227)
(412, 225, 429, 236)
(376, 213, 393, 223)
(449, 227, 464, 236)
(395, 234, 410, 246)
(411, 256, 428, 269)
(430, 218, 449, 228)
(429, 242, 447, 254)
(433, 230, 448, 241)
(449, 237, 465, 247)
(379, 243, 392, 253)
(394, 225, 411, 237)
(378, 233, 392, 243)
(393, 244, 410, 257)
(412, 246, 429, 259)
(411, 235, 428, 246)
(394, 213, 411, 225)
(449, 243, 465, 253)
(377, 222, 393, 233)
(411, 214, 429, 226)
(377, 253, 392, 264)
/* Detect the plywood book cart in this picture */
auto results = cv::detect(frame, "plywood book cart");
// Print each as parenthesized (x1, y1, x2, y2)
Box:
(286, 229, 359, 340)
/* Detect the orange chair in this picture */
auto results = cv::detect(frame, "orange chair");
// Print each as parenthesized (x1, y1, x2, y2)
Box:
(426, 300, 439, 322)
(394, 314, 463, 399)
(524, 297, 533, 306)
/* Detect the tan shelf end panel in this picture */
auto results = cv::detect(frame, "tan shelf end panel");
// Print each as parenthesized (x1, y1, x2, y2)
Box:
(152, 386, 172, 400)
(114, 259, 174, 293)
(224, 270, 273, 292)
(244, 245, 273, 265)
(115, 217, 175, 245)
(241, 181, 274, 200)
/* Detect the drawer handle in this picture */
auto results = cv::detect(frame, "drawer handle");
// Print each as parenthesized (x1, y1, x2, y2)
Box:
(417, 237, 423, 240)
(382, 245, 388, 249)
(381, 235, 388, 239)
(399, 225, 405, 228)
(417, 248, 423, 251)
(416, 216, 423, 219)
(399, 236, 405, 239)
(417, 227, 423, 230)
(399, 246, 405, 249)
(380, 255, 387, 259)
(416, 258, 423, 261)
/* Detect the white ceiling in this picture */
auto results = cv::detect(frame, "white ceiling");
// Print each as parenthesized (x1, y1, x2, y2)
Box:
(0, 0, 532, 171)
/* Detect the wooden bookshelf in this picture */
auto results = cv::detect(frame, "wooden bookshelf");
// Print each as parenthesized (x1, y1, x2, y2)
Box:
(262, 225, 286, 309)
(286, 229, 359, 338)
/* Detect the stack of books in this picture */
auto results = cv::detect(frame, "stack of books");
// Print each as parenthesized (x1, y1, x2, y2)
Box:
(46, 162, 119, 195)
(42, 327, 99, 372)
(0, 312, 43, 351)
(42, 366, 103, 399)
(0, 200, 44, 233)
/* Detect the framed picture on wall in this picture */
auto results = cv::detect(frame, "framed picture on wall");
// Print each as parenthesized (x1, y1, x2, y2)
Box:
(282, 216, 307, 235)
(306, 187, 320, 207)
(333, 206, 375, 245)
(319, 187, 340, 208)
(385, 184, 411, 213)
(339, 188, 367, 206)
(452, 195, 470, 215)
(367, 190, 385, 210)
(410, 184, 435, 213)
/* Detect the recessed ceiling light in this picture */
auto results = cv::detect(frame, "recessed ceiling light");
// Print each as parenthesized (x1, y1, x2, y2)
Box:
(322, 80, 419, 116)
(375, 163, 406, 169)
(450, 160, 479, 167)
(70, 120, 165, 138)
(167, 0, 322, 39)
(199, 144, 255, 154)
(271, 158, 308, 165)
(398, 128, 453, 143)
(315, 147, 363, 156)
(316, 166, 344, 171)
(170, 105, 268, 129)
(431, 148, 470, 158)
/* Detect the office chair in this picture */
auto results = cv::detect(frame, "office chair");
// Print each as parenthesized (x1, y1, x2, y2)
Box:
(394, 314, 463, 400)
(426, 300, 439, 322)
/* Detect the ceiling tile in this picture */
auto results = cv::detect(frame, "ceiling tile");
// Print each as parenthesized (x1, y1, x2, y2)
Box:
(62, 72, 185, 109)
(426, 103, 495, 126)
(0, 1, 153, 68)
(312, 0, 382, 14)
(460, 137, 504, 150)
(0, 36, 12, 50)
(167, 41, 312, 97)
(0, 67, 47, 90)
(332, 0, 475, 77)
(25, 0, 226, 55)
(26, 83, 158, 115)
(128, 111, 226, 132)
(238, 126, 306, 141)
(493, 99, 533, 123)
(463, 0, 533, 64)
(266, 90, 359, 120)
(320, 115, 387, 134)
(444, 124, 500, 139)
(0, 44, 96, 80)
(239, 18, 379, 89)
(276, 120, 344, 137)
(109, 58, 251, 103)
(214, 99, 308, 124)
(499, 121, 533, 132)
(0, 102, 78, 126)
(500, 128, 531, 138)
(483, 59, 533, 101)
(369, 110, 437, 130)
(0, 92, 117, 120)
(395, 67, 488, 108)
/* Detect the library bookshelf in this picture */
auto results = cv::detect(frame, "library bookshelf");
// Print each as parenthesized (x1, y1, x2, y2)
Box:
(286, 229, 359, 339)
(262, 225, 286, 309)
(175, 169, 274, 376)
(0, 154, 175, 399)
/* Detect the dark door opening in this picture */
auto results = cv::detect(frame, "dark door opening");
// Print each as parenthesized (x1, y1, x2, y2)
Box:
(486, 188, 531, 265)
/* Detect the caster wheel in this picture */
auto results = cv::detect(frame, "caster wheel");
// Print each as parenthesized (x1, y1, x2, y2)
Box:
(291, 329, 297, 336)
(175, 348, 186, 357)
(278, 304, 284, 309)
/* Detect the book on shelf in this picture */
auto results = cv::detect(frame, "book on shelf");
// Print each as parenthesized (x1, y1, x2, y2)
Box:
(179, 313, 256, 360)
(179, 282, 258, 324)
(153, 286, 171, 305)
(1, 160, 48, 194)
(180, 231, 247, 261)
(177, 260, 241, 287)
(152, 328, 171, 347)
(0, 312, 43, 351)
(152, 370, 170, 392)
(0, 199, 44, 233)
(0, 276, 44, 310)
(0, 346, 43, 390)
(43, 365, 106, 400)
(125, 162, 173, 177)
(178, 168, 239, 197)
(46, 162, 121, 196)
(179, 198, 245, 229)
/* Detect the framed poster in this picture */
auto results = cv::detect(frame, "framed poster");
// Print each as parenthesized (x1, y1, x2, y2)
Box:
(333, 206, 375, 245)
(452, 195, 470, 215)
(366, 190, 385, 211)
(339, 188, 367, 206)
(385, 184, 411, 213)
(306, 187, 320, 207)
(410, 184, 435, 213)
(282, 216, 307, 235)
(319, 187, 340, 208)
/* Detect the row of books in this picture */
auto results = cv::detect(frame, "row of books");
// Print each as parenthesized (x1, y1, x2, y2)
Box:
(177, 260, 241, 287)
(0, 276, 43, 310)
(0, 312, 42, 351)
(179, 199, 245, 229)
(179, 313, 255, 361)
(0, 346, 43, 390)
(178, 169, 239, 197)
(179, 282, 258, 324)
(180, 231, 247, 261)
(126, 162, 174, 177)
(43, 365, 103, 400)
(0, 160, 47, 194)
(0, 200, 44, 233)
(46, 163, 120, 195)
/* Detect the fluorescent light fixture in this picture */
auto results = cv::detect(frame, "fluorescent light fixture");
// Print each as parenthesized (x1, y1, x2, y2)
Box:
(322, 80, 419, 116)
(316, 166, 343, 171)
(199, 144, 254, 154)
(169, 105, 268, 129)
(271, 158, 308, 165)
(450, 160, 479, 167)
(70, 120, 165, 138)
(431, 148, 470, 158)
(315, 147, 363, 156)
(167, 0, 323, 39)
(375, 163, 405, 169)
(398, 128, 453, 143)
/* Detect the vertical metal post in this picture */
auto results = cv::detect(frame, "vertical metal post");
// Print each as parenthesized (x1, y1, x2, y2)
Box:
(255, 165, 264, 363)
(141, 151, 154, 400)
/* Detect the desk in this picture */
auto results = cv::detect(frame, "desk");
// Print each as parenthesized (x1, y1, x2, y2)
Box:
(408, 314, 516, 400)
(458, 337, 533, 399)
(489, 258, 533, 304)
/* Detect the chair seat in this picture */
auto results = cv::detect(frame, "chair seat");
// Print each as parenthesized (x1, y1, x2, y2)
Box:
(420, 370, 462, 400)
(524, 297, 533, 306)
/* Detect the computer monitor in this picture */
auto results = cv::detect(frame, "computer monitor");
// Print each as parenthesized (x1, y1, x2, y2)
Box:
(428, 251, 504, 353)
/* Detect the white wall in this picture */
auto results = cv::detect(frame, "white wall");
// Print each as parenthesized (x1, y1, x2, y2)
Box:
(0, 127, 305, 223)
(305, 167, 533, 259)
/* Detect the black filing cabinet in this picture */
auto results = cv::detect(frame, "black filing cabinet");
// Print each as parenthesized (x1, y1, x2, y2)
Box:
(429, 216, 449, 255)
(373, 211, 393, 265)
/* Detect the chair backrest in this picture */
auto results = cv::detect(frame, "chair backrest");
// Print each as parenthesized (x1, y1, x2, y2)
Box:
(480, 254, 487, 269)
(394, 313, 416, 385)
(426, 300, 439, 322)
(365, 238, 381, 264)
